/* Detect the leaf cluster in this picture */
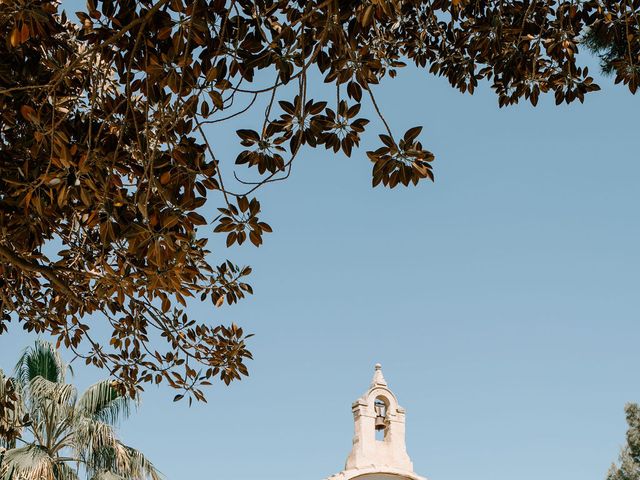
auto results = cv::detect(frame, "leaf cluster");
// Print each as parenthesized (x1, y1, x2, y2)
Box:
(0, 0, 638, 402)
(607, 403, 640, 480)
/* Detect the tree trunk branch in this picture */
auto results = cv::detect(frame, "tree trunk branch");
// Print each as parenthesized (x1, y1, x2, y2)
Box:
(0, 244, 83, 305)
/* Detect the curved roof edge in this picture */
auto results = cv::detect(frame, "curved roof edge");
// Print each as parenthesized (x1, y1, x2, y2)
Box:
(327, 466, 428, 480)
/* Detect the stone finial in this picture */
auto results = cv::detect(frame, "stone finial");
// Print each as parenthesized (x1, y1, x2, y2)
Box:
(370, 362, 387, 387)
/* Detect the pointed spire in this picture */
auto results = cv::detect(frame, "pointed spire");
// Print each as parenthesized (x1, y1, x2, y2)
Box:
(371, 363, 387, 387)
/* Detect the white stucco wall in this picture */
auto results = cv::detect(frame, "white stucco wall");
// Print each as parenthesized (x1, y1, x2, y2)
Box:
(351, 474, 416, 480)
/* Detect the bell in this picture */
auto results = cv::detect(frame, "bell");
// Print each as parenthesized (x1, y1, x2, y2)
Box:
(374, 400, 387, 431)
(375, 415, 386, 431)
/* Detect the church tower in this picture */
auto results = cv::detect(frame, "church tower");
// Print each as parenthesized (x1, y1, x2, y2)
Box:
(326, 364, 427, 480)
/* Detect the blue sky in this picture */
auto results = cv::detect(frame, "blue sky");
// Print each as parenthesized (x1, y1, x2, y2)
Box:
(2, 7, 639, 480)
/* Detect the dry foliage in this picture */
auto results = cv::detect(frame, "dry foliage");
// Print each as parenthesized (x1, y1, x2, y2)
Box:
(1, 0, 638, 401)
(0, 372, 26, 448)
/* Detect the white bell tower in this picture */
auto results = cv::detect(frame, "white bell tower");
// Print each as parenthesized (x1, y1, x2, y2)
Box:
(326, 364, 427, 480)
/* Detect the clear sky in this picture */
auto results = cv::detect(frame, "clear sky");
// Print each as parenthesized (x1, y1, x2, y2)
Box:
(1, 5, 639, 480)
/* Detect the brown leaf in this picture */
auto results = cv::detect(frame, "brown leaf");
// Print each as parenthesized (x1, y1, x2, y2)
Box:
(20, 24, 30, 43)
(10, 27, 21, 47)
(187, 212, 207, 225)
(209, 90, 224, 109)
(403, 126, 423, 144)
(20, 105, 36, 121)
(160, 171, 171, 185)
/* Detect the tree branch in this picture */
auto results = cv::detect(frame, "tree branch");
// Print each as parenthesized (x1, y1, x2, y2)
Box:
(0, 245, 83, 305)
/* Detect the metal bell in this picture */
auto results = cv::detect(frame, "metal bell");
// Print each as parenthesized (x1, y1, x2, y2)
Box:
(374, 399, 387, 431)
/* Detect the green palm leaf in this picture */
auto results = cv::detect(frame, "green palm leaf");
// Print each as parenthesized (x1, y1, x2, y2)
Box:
(78, 381, 132, 426)
(14, 341, 68, 386)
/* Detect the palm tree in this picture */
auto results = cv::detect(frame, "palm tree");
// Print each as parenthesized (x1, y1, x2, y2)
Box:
(0, 341, 161, 480)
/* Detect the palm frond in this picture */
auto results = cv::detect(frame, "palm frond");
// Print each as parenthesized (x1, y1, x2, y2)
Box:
(78, 381, 132, 426)
(0, 445, 55, 480)
(84, 444, 124, 479)
(52, 461, 81, 480)
(90, 442, 162, 480)
(116, 443, 162, 480)
(25, 377, 77, 444)
(83, 442, 131, 480)
(14, 341, 68, 387)
(72, 417, 118, 465)
(89, 471, 127, 480)
(29, 377, 77, 409)
(582, 27, 628, 77)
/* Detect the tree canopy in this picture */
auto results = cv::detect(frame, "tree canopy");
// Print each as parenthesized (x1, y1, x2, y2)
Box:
(607, 403, 640, 480)
(1, 0, 638, 401)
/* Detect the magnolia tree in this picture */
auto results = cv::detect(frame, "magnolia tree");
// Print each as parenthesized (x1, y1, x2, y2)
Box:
(0, 0, 638, 401)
